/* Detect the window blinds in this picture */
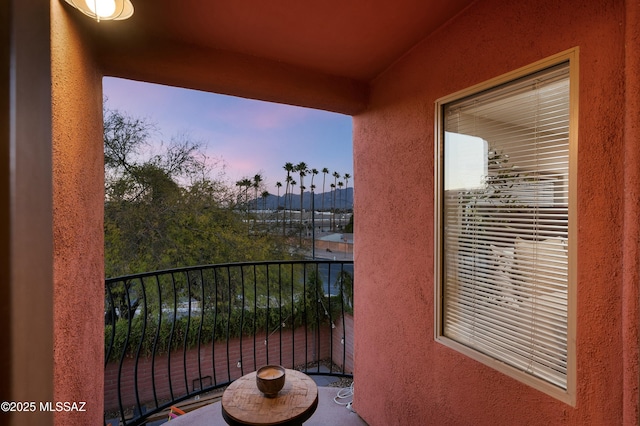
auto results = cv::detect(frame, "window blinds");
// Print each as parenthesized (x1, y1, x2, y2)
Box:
(441, 63, 570, 389)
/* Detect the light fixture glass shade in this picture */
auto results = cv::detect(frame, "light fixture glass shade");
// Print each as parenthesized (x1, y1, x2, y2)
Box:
(63, 0, 134, 21)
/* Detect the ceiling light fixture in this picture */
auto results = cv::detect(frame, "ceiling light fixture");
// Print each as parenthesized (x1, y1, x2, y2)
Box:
(63, 0, 134, 22)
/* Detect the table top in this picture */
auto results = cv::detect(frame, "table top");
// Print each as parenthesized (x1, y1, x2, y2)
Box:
(221, 368, 318, 426)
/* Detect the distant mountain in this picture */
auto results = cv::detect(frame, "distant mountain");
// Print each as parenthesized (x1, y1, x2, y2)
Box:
(251, 188, 353, 211)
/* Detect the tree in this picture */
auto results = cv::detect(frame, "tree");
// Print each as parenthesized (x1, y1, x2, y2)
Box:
(275, 181, 282, 228)
(283, 163, 294, 235)
(236, 177, 252, 230)
(343, 173, 351, 211)
(104, 106, 300, 281)
(104, 107, 155, 178)
(295, 162, 308, 212)
(330, 183, 336, 231)
(321, 167, 329, 214)
(289, 179, 297, 233)
(253, 173, 263, 211)
(295, 162, 308, 243)
(310, 169, 319, 233)
(260, 190, 270, 226)
(338, 181, 344, 228)
(332, 171, 340, 230)
(343, 213, 354, 233)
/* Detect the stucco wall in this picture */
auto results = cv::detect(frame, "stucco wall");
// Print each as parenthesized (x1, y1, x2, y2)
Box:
(622, 0, 640, 423)
(51, 2, 105, 424)
(353, 0, 636, 424)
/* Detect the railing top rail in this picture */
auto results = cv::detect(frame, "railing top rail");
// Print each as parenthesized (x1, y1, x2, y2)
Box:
(106, 259, 353, 284)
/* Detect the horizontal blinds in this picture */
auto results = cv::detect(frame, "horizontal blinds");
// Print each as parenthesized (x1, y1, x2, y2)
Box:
(441, 63, 570, 389)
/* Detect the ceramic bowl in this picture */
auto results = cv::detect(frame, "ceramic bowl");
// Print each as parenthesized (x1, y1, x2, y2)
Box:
(256, 365, 286, 397)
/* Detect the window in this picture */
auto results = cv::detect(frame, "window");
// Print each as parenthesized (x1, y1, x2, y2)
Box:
(435, 51, 577, 404)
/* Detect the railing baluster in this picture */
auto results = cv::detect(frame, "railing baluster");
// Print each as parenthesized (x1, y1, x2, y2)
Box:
(212, 266, 219, 386)
(315, 263, 322, 373)
(239, 265, 245, 376)
(303, 263, 308, 372)
(196, 268, 205, 394)
(252, 264, 257, 372)
(290, 262, 295, 369)
(117, 280, 132, 422)
(183, 271, 192, 395)
(167, 272, 178, 402)
(225, 266, 231, 383)
(133, 277, 147, 415)
(104, 283, 116, 368)
(151, 274, 162, 408)
(340, 262, 347, 374)
(325, 264, 334, 373)
(278, 263, 283, 367)
(265, 264, 270, 366)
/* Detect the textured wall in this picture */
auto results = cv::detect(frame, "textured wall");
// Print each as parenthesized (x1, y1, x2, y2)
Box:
(353, 0, 635, 424)
(622, 0, 640, 423)
(50, 2, 105, 424)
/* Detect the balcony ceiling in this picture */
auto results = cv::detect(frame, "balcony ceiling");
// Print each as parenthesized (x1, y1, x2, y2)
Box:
(82, 0, 476, 112)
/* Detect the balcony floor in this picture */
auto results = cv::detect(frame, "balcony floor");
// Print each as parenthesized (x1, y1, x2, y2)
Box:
(165, 386, 367, 426)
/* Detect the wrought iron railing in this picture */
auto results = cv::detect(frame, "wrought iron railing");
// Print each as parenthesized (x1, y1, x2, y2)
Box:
(104, 260, 354, 426)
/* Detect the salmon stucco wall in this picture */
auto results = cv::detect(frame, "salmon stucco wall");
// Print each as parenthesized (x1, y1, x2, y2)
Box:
(51, 2, 105, 424)
(353, 0, 635, 424)
(622, 0, 640, 423)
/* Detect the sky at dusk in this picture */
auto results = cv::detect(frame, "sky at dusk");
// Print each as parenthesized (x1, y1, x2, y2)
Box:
(103, 77, 354, 195)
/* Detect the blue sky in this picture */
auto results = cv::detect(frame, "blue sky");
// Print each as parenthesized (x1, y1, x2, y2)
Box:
(103, 77, 354, 195)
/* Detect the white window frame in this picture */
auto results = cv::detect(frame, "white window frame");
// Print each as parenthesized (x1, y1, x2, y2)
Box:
(434, 49, 578, 405)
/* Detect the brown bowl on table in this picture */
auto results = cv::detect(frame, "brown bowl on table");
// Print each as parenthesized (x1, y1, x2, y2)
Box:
(256, 365, 286, 397)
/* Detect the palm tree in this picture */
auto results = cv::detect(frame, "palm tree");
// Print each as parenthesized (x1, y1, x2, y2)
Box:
(283, 162, 294, 205)
(295, 162, 308, 213)
(252, 173, 263, 211)
(332, 171, 340, 231)
(321, 167, 329, 213)
(285, 175, 293, 232)
(235, 178, 251, 206)
(310, 183, 317, 253)
(332, 171, 341, 204)
(299, 185, 307, 244)
(330, 182, 336, 231)
(338, 181, 344, 228)
(236, 177, 252, 231)
(283, 163, 294, 234)
(295, 162, 308, 242)
(260, 190, 269, 226)
(289, 179, 297, 233)
(310, 168, 319, 208)
(275, 181, 282, 227)
(343, 173, 351, 210)
(310, 168, 319, 238)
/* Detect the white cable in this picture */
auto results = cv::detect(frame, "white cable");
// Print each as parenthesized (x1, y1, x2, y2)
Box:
(333, 382, 354, 407)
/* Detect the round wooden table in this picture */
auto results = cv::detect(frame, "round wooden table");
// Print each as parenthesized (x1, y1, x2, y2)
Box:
(221, 369, 318, 426)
